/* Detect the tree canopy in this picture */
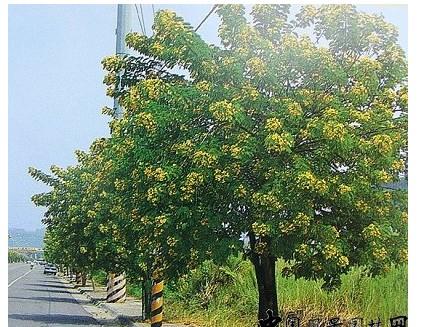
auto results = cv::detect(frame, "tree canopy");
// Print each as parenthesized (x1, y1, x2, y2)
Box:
(31, 4, 407, 319)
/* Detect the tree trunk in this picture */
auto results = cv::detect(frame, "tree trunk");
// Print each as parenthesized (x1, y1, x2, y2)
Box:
(249, 232, 279, 320)
(81, 272, 87, 286)
(251, 253, 278, 320)
(141, 275, 151, 321)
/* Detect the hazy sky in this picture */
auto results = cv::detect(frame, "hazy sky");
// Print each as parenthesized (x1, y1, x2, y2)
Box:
(8, 4, 407, 231)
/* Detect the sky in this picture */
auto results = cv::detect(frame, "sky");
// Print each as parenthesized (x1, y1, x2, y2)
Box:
(8, 4, 407, 231)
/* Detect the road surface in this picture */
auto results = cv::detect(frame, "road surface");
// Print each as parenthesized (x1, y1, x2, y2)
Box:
(8, 263, 119, 326)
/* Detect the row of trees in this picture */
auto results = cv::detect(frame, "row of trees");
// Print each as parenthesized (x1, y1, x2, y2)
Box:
(30, 5, 407, 320)
(8, 250, 28, 263)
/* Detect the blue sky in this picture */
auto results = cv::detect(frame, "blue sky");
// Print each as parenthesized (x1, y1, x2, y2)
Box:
(8, 4, 407, 231)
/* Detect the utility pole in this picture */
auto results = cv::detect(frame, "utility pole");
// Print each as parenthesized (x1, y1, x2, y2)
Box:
(106, 4, 132, 305)
(114, 4, 132, 118)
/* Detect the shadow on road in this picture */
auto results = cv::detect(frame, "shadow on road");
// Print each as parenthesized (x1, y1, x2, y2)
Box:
(26, 288, 75, 294)
(9, 296, 89, 305)
(25, 281, 73, 289)
(8, 313, 98, 325)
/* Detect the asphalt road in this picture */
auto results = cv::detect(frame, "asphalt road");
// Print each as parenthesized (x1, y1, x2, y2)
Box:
(8, 263, 118, 326)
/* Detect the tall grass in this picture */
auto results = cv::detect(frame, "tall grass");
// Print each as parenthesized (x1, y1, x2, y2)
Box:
(127, 257, 407, 327)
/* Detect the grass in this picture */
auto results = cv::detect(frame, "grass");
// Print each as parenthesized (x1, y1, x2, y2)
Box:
(122, 257, 407, 327)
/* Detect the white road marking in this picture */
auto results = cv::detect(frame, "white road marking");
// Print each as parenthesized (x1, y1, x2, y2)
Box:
(8, 269, 32, 288)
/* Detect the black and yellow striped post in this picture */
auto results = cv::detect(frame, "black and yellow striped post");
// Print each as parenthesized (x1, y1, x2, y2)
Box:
(106, 272, 127, 303)
(150, 279, 164, 327)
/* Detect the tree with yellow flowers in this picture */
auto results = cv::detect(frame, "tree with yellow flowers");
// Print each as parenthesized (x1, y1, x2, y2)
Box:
(104, 4, 407, 318)
(32, 4, 407, 321)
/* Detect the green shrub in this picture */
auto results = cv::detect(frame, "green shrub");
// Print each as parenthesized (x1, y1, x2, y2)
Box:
(92, 270, 107, 286)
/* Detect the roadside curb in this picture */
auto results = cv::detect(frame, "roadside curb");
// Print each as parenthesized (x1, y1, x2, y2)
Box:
(58, 276, 138, 327)
(58, 275, 188, 327)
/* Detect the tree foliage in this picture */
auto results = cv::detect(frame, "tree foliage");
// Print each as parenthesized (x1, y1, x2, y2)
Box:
(30, 4, 407, 318)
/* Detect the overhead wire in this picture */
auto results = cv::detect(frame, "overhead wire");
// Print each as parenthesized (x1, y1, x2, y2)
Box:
(195, 4, 219, 32)
(134, 4, 146, 35)
(139, 4, 147, 35)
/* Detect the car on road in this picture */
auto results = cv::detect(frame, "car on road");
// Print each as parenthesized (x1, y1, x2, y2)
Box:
(43, 264, 57, 275)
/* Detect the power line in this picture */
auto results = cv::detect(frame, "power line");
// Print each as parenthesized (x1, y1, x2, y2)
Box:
(139, 4, 147, 35)
(134, 4, 146, 35)
(195, 4, 219, 32)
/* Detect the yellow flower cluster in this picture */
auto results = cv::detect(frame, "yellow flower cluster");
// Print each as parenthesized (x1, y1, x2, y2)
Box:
(373, 247, 387, 260)
(350, 82, 368, 99)
(173, 139, 194, 155)
(192, 151, 217, 168)
(151, 42, 165, 55)
(156, 215, 167, 226)
(296, 243, 308, 255)
(166, 236, 177, 247)
(234, 184, 248, 198)
(87, 210, 97, 219)
(400, 92, 408, 107)
(147, 187, 160, 204)
(114, 179, 126, 191)
(279, 213, 311, 235)
(144, 166, 167, 182)
(401, 212, 408, 223)
(371, 134, 393, 154)
(241, 85, 259, 100)
(229, 144, 242, 159)
(295, 212, 312, 227)
(265, 117, 283, 132)
(251, 192, 283, 211)
(299, 128, 310, 139)
(358, 56, 382, 71)
(363, 223, 381, 238)
(247, 57, 266, 77)
(350, 109, 371, 123)
(377, 170, 392, 183)
(141, 79, 163, 100)
(190, 248, 199, 262)
(181, 172, 204, 201)
(338, 184, 352, 194)
(337, 255, 349, 267)
(214, 169, 230, 183)
(367, 32, 381, 45)
(265, 132, 293, 153)
(200, 60, 217, 76)
(209, 100, 237, 123)
(331, 226, 340, 238)
(254, 241, 268, 255)
(323, 121, 346, 141)
(399, 248, 408, 262)
(98, 224, 109, 233)
(391, 159, 405, 171)
(252, 222, 270, 237)
(323, 244, 339, 259)
(279, 221, 296, 235)
(297, 171, 328, 194)
(376, 207, 390, 217)
(323, 108, 338, 119)
(167, 182, 177, 196)
(195, 80, 211, 93)
(355, 200, 369, 213)
(287, 102, 303, 117)
(137, 112, 156, 131)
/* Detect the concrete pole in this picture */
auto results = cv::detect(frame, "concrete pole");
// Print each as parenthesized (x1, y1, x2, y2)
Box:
(114, 4, 132, 118)
(107, 5, 132, 304)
